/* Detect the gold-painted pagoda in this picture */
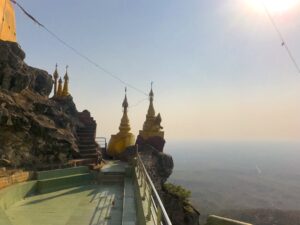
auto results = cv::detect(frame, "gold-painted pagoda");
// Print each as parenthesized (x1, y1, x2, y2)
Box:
(62, 66, 70, 96)
(107, 89, 135, 157)
(52, 65, 70, 97)
(139, 85, 164, 140)
(0, 0, 17, 42)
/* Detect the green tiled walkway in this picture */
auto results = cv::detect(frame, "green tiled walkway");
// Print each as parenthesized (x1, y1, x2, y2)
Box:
(6, 182, 124, 225)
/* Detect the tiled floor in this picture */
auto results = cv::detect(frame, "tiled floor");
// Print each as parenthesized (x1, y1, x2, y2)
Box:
(5, 182, 124, 225)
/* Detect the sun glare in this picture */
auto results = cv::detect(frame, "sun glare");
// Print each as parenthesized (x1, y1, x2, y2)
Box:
(246, 0, 299, 13)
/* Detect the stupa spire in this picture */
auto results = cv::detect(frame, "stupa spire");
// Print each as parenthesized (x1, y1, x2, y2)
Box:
(119, 87, 130, 134)
(146, 82, 155, 118)
(62, 65, 70, 96)
(137, 82, 165, 151)
(53, 64, 59, 96)
(57, 77, 63, 96)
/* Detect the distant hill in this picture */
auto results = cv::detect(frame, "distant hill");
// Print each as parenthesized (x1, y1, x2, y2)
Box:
(166, 143, 300, 224)
(219, 208, 300, 225)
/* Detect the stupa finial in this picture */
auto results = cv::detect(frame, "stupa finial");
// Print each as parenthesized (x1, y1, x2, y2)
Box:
(57, 77, 63, 96)
(53, 64, 59, 96)
(119, 87, 130, 133)
(122, 87, 128, 110)
(150, 81, 154, 98)
(62, 65, 70, 96)
(147, 82, 155, 118)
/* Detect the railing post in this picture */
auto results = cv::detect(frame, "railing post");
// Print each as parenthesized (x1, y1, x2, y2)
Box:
(137, 166, 140, 179)
(141, 173, 146, 200)
(143, 178, 147, 199)
(140, 168, 144, 188)
(146, 188, 152, 221)
(157, 206, 162, 225)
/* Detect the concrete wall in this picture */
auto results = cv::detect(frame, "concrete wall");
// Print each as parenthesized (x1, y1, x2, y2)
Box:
(0, 171, 34, 189)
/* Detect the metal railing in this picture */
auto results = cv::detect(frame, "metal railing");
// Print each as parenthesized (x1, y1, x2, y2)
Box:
(95, 137, 107, 150)
(135, 147, 172, 225)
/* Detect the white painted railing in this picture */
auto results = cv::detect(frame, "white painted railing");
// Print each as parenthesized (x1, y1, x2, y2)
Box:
(135, 147, 172, 225)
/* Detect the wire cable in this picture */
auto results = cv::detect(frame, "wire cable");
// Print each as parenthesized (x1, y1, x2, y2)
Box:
(11, 0, 148, 96)
(261, 1, 300, 74)
(129, 97, 148, 108)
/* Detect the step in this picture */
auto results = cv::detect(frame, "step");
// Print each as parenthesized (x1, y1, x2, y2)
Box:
(78, 144, 97, 148)
(79, 151, 98, 156)
(76, 131, 95, 134)
(78, 137, 95, 141)
(77, 140, 97, 147)
(79, 147, 97, 152)
(37, 173, 93, 194)
(80, 153, 99, 159)
(77, 134, 95, 138)
(78, 147, 97, 151)
(76, 133, 95, 137)
(37, 166, 89, 180)
(122, 177, 137, 225)
(69, 158, 97, 167)
(77, 137, 95, 141)
(79, 149, 98, 154)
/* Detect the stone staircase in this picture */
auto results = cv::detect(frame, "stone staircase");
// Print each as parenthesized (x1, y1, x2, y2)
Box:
(76, 110, 101, 166)
(98, 161, 137, 225)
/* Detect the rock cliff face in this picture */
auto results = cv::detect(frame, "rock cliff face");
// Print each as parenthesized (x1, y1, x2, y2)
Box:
(139, 144, 200, 225)
(163, 189, 200, 225)
(138, 144, 173, 192)
(0, 41, 83, 168)
(0, 42, 52, 95)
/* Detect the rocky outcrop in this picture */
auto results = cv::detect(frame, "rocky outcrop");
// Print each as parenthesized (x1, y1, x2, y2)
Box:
(139, 144, 173, 192)
(0, 41, 93, 169)
(138, 144, 200, 225)
(136, 135, 165, 152)
(0, 41, 52, 95)
(163, 187, 200, 225)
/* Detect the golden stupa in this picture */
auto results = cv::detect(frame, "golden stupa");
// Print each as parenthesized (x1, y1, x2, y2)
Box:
(107, 89, 135, 156)
(0, 0, 17, 42)
(57, 77, 63, 96)
(62, 66, 70, 97)
(53, 64, 59, 96)
(139, 85, 164, 140)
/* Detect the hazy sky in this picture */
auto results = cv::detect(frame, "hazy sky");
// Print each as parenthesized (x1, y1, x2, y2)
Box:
(14, 0, 300, 141)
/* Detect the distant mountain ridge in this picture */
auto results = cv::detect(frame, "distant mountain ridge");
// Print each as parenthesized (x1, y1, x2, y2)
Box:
(219, 208, 300, 225)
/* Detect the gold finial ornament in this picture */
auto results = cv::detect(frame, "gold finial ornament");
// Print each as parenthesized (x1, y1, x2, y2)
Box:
(0, 0, 17, 42)
(119, 87, 130, 134)
(139, 83, 164, 139)
(57, 77, 63, 96)
(62, 66, 70, 96)
(53, 64, 59, 96)
(107, 88, 135, 157)
(147, 81, 155, 118)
